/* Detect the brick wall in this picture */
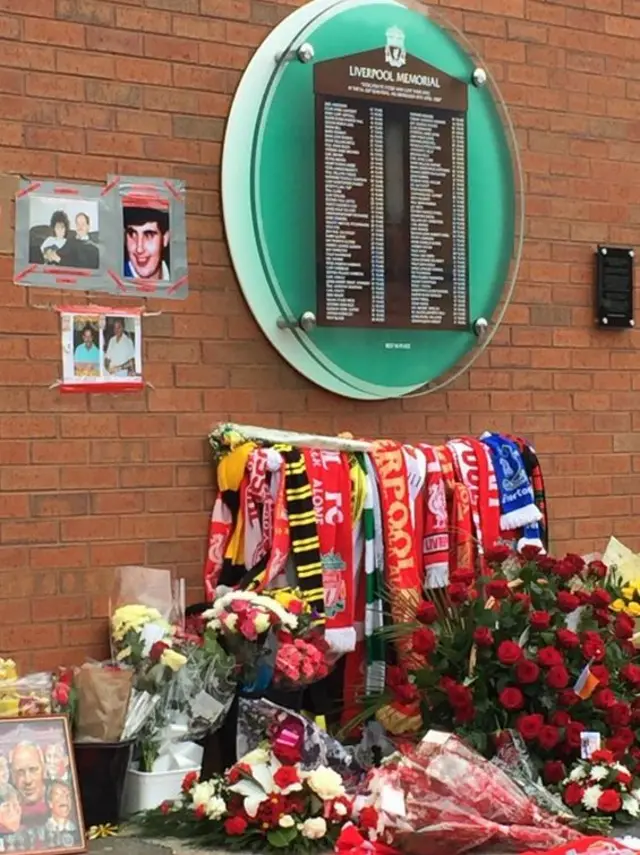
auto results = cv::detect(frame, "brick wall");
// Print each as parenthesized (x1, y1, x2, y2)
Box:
(0, 0, 639, 669)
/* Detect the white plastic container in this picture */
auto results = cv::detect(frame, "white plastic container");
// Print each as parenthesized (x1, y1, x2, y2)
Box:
(121, 742, 203, 816)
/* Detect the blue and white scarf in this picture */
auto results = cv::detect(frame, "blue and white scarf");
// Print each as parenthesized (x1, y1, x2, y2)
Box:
(481, 433, 542, 534)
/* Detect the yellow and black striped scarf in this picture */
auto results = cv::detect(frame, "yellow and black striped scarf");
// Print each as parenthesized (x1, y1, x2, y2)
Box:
(275, 444, 325, 624)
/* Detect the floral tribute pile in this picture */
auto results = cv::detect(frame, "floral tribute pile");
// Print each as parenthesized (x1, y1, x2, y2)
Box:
(377, 545, 640, 806)
(133, 743, 350, 852)
(560, 749, 640, 823)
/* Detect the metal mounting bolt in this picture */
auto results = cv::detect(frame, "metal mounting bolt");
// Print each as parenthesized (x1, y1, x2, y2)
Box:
(601, 247, 608, 256)
(473, 317, 488, 338)
(297, 43, 314, 63)
(630, 250, 635, 258)
(602, 317, 609, 325)
(630, 319, 635, 327)
(471, 67, 487, 88)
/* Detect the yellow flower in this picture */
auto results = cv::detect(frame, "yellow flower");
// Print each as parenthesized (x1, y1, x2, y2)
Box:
(622, 586, 636, 601)
(115, 646, 132, 661)
(0, 659, 18, 682)
(160, 648, 187, 672)
(626, 602, 640, 617)
(611, 599, 626, 613)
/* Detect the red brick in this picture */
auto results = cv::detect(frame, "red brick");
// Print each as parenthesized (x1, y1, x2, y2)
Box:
(32, 595, 86, 622)
(56, 49, 115, 78)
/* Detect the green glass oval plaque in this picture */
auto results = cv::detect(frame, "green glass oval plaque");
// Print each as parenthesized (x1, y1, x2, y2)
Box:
(222, 0, 523, 400)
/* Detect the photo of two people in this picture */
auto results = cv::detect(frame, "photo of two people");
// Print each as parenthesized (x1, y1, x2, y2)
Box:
(72, 315, 139, 381)
(28, 199, 100, 271)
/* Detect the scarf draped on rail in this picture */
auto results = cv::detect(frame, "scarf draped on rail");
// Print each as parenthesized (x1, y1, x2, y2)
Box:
(303, 449, 355, 653)
(436, 445, 474, 579)
(418, 444, 449, 590)
(508, 434, 549, 552)
(370, 440, 425, 669)
(481, 434, 542, 544)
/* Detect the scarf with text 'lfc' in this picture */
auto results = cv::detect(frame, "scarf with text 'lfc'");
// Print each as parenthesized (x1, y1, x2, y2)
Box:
(274, 445, 325, 623)
(507, 434, 549, 552)
(370, 440, 425, 670)
(303, 448, 355, 653)
(481, 433, 542, 534)
(418, 444, 450, 590)
(402, 446, 428, 590)
(436, 445, 474, 578)
(203, 441, 255, 596)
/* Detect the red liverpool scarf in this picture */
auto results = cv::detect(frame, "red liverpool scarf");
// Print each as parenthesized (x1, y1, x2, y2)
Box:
(419, 444, 450, 589)
(303, 449, 355, 653)
(370, 440, 424, 669)
(436, 445, 474, 578)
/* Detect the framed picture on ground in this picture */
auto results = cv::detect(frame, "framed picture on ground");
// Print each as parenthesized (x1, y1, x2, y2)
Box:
(0, 715, 86, 854)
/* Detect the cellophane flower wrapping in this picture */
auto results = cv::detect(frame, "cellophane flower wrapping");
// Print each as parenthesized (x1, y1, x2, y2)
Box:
(368, 732, 582, 855)
(237, 698, 364, 785)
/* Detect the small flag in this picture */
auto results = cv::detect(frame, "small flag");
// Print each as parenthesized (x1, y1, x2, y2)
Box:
(574, 660, 599, 700)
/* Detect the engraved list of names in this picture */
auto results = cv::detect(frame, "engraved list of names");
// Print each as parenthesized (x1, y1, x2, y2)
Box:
(315, 47, 469, 330)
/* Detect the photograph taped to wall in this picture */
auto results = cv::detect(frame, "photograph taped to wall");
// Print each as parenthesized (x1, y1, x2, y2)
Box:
(60, 306, 143, 393)
(14, 181, 103, 292)
(0, 715, 86, 854)
(102, 175, 189, 300)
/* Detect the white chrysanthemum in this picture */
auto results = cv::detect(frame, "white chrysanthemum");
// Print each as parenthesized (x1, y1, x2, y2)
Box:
(623, 796, 640, 818)
(570, 766, 587, 781)
(206, 795, 227, 820)
(582, 785, 603, 811)
(191, 781, 216, 811)
(590, 765, 609, 782)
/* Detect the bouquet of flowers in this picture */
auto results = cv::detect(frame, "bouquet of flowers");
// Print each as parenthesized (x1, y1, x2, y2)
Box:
(132, 744, 350, 853)
(370, 546, 640, 785)
(560, 749, 640, 822)
(361, 732, 581, 855)
(273, 632, 330, 688)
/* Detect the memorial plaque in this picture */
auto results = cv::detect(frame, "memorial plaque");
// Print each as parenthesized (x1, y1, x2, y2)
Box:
(315, 30, 469, 330)
(596, 246, 634, 329)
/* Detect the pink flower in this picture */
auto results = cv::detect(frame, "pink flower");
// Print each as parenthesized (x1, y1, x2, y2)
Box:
(230, 599, 250, 614)
(240, 618, 258, 640)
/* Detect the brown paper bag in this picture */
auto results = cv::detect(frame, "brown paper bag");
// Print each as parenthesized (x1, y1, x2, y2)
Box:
(74, 663, 133, 743)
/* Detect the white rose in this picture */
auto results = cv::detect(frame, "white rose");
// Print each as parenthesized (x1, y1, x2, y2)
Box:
(623, 796, 640, 818)
(191, 781, 215, 811)
(224, 613, 239, 632)
(301, 817, 327, 840)
(254, 613, 271, 635)
(240, 748, 269, 766)
(207, 795, 227, 820)
(582, 785, 603, 811)
(279, 814, 295, 828)
(306, 767, 345, 801)
(334, 802, 348, 816)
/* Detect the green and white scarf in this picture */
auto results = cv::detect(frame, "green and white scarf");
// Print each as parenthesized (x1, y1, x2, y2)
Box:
(362, 453, 385, 695)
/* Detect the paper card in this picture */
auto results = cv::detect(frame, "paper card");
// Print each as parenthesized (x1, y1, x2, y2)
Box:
(380, 785, 406, 817)
(580, 731, 601, 759)
(191, 691, 225, 722)
(423, 729, 450, 745)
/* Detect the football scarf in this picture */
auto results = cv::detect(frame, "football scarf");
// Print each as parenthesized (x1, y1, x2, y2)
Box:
(303, 448, 355, 653)
(508, 435, 549, 551)
(363, 452, 385, 695)
(370, 440, 424, 668)
(419, 444, 450, 590)
(436, 445, 474, 578)
(481, 433, 542, 532)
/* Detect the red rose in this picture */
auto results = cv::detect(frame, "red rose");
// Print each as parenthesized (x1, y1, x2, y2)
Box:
(565, 553, 586, 573)
(395, 682, 420, 704)
(497, 640, 523, 665)
(554, 560, 577, 580)
(530, 611, 551, 630)
(537, 646, 563, 668)
(386, 665, 408, 687)
(559, 689, 580, 708)
(589, 589, 612, 608)
(617, 769, 633, 786)
(160, 800, 172, 815)
(590, 664, 610, 687)
(597, 789, 622, 814)
(515, 658, 540, 685)
(565, 721, 585, 748)
(451, 569, 475, 585)
(273, 766, 299, 790)
(287, 599, 304, 615)
(538, 556, 557, 572)
(53, 682, 70, 706)
(448, 582, 469, 604)
(556, 629, 580, 649)
(538, 725, 560, 751)
(613, 727, 635, 747)
(607, 703, 631, 728)
(557, 591, 580, 612)
(447, 683, 473, 709)
(588, 560, 607, 578)
(272, 740, 302, 765)
(359, 806, 379, 831)
(182, 771, 199, 793)
(615, 613, 635, 640)
(513, 593, 531, 612)
(194, 804, 207, 820)
(582, 638, 605, 661)
(593, 688, 616, 710)
(499, 686, 524, 711)
(575, 589, 591, 605)
(519, 544, 542, 561)
(563, 782, 584, 807)
(594, 608, 611, 627)
(487, 580, 510, 600)
(621, 663, 640, 686)
(411, 628, 437, 656)
(473, 627, 493, 647)
(543, 760, 566, 785)
(546, 665, 570, 690)
(416, 601, 438, 624)
(225, 816, 248, 836)
(550, 711, 571, 727)
(591, 749, 614, 763)
(516, 713, 544, 741)
(485, 545, 512, 564)
(149, 640, 169, 662)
